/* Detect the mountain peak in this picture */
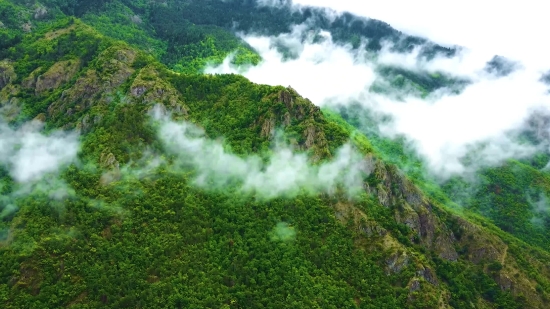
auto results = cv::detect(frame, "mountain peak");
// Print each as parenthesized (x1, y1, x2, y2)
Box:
(1, 1, 549, 308)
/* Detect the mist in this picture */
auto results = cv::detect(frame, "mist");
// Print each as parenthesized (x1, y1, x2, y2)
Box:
(206, 16, 550, 179)
(207, 23, 376, 105)
(528, 192, 550, 227)
(153, 110, 371, 199)
(0, 119, 79, 219)
(0, 119, 79, 183)
(287, 1, 550, 69)
(270, 222, 296, 242)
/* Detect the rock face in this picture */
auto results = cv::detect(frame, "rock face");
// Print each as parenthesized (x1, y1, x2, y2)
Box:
(260, 116, 275, 138)
(371, 159, 459, 261)
(0, 61, 20, 120)
(22, 67, 42, 89)
(36, 60, 81, 94)
(366, 156, 550, 307)
(0, 60, 16, 91)
(129, 65, 189, 115)
(275, 88, 330, 160)
(99, 152, 121, 186)
(417, 266, 438, 285)
(48, 47, 137, 120)
(386, 251, 410, 274)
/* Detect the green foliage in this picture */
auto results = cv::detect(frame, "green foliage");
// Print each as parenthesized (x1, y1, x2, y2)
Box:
(0, 1, 22, 28)
(5, 18, 105, 79)
(0, 1, 547, 308)
(1, 163, 406, 308)
(81, 102, 157, 164)
(443, 160, 550, 251)
(327, 104, 430, 185)
(81, 2, 167, 59)
(374, 66, 469, 98)
(172, 36, 260, 74)
(435, 258, 522, 309)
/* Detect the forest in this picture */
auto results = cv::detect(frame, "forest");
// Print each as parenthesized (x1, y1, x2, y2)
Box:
(1, 0, 550, 308)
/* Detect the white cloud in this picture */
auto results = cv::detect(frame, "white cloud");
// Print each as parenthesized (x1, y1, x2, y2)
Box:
(206, 13, 550, 178)
(155, 111, 371, 199)
(256, 0, 290, 7)
(0, 120, 79, 183)
(369, 67, 548, 175)
(290, 0, 550, 69)
(206, 25, 377, 105)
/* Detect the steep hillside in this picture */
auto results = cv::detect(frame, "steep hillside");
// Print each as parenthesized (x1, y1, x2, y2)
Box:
(1, 1, 550, 308)
(333, 103, 550, 253)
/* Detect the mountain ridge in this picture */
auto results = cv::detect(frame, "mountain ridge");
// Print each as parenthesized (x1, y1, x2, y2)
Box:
(1, 1, 550, 308)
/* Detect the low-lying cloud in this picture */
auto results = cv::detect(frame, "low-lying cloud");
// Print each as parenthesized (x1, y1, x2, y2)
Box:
(206, 24, 376, 105)
(0, 120, 79, 183)
(528, 192, 550, 227)
(0, 119, 80, 219)
(154, 110, 371, 199)
(285, 1, 550, 70)
(206, 20, 550, 179)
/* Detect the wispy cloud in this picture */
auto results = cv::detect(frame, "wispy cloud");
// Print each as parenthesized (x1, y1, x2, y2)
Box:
(206, 24, 377, 105)
(0, 120, 79, 183)
(206, 19, 550, 179)
(153, 108, 372, 199)
(288, 0, 550, 69)
(0, 119, 80, 219)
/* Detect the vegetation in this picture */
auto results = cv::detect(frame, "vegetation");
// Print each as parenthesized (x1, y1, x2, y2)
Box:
(0, 0, 549, 308)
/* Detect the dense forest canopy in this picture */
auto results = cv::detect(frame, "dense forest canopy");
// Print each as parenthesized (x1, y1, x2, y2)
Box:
(1, 0, 550, 308)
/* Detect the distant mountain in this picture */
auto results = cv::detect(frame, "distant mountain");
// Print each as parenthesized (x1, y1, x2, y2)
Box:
(1, 1, 549, 308)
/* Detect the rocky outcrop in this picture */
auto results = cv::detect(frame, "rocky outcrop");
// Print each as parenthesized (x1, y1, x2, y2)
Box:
(333, 201, 388, 237)
(35, 60, 81, 94)
(386, 250, 410, 274)
(260, 116, 276, 138)
(303, 124, 316, 148)
(0, 83, 19, 102)
(129, 65, 188, 115)
(22, 67, 42, 89)
(48, 47, 137, 121)
(0, 80, 21, 121)
(452, 216, 507, 264)
(99, 152, 121, 186)
(370, 158, 458, 261)
(279, 89, 293, 110)
(417, 266, 438, 285)
(495, 273, 513, 291)
(408, 278, 421, 293)
(0, 60, 16, 91)
(78, 113, 103, 134)
(273, 89, 331, 160)
(33, 113, 46, 122)
(357, 149, 549, 307)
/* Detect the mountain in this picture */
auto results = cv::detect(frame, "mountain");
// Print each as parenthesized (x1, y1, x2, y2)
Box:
(1, 1, 550, 308)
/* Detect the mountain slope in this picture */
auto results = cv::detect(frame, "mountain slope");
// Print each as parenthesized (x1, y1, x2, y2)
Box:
(1, 1, 550, 308)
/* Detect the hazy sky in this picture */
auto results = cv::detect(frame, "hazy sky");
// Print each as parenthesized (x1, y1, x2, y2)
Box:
(292, 0, 550, 68)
